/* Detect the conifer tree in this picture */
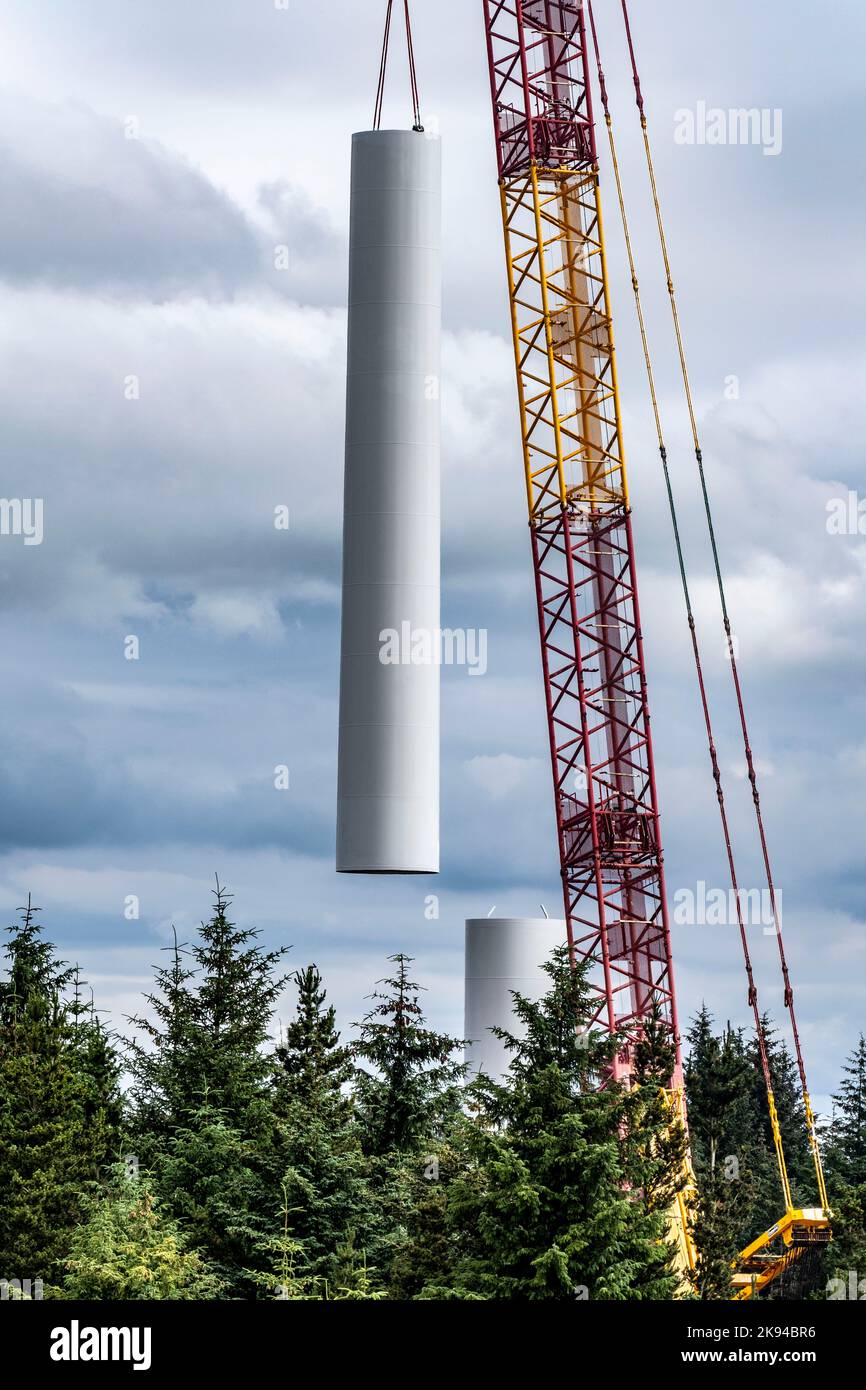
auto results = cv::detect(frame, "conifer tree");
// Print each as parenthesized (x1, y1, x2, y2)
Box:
(686, 1007, 753, 1176)
(271, 966, 378, 1288)
(428, 947, 681, 1300)
(126, 883, 291, 1296)
(128, 882, 290, 1142)
(254, 1181, 322, 1300)
(0, 902, 120, 1287)
(125, 927, 197, 1144)
(685, 1007, 758, 1295)
(154, 1102, 275, 1291)
(385, 1138, 469, 1300)
(826, 1035, 866, 1192)
(63, 1167, 224, 1300)
(822, 1182, 866, 1297)
(0, 896, 74, 1019)
(67, 969, 124, 1153)
(274, 965, 353, 1117)
(627, 995, 689, 1219)
(186, 881, 289, 1119)
(352, 954, 465, 1158)
(749, 1015, 813, 1211)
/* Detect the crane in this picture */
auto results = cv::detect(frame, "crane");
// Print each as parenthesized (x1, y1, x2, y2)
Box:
(479, 0, 831, 1296)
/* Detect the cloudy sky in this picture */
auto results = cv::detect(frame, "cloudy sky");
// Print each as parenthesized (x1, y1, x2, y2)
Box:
(0, 0, 864, 1116)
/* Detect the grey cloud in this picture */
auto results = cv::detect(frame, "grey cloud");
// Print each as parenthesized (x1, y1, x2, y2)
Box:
(0, 696, 335, 857)
(0, 93, 260, 297)
(258, 179, 347, 306)
(3, 0, 480, 102)
(0, 0, 861, 1102)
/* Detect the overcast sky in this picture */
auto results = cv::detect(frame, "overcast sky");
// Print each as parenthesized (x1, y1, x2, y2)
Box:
(0, 0, 864, 1117)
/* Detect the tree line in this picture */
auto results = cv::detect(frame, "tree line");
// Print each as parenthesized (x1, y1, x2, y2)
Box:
(0, 884, 863, 1300)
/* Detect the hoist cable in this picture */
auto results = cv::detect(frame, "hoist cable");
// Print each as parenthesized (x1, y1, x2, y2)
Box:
(616, 0, 828, 1213)
(403, 1, 423, 130)
(373, 0, 423, 132)
(373, 0, 395, 131)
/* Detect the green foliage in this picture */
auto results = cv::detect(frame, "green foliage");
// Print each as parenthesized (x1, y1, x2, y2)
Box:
(275, 965, 353, 1117)
(63, 1170, 224, 1300)
(688, 1171, 739, 1300)
(125, 882, 291, 1296)
(684, 1005, 839, 1298)
(152, 1106, 276, 1291)
(352, 954, 466, 1159)
(412, 948, 682, 1301)
(824, 1182, 866, 1289)
(127, 881, 290, 1145)
(626, 996, 689, 1219)
(2, 888, 860, 1305)
(271, 966, 381, 1288)
(826, 1036, 866, 1193)
(385, 1143, 467, 1300)
(685, 1005, 761, 1287)
(124, 926, 197, 1141)
(686, 1006, 754, 1177)
(0, 901, 121, 1287)
(749, 1015, 814, 1214)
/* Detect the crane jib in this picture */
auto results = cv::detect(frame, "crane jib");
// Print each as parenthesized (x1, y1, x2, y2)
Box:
(481, 0, 830, 1294)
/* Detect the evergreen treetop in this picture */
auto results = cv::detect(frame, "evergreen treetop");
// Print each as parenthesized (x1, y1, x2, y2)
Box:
(275, 964, 353, 1117)
(827, 1035, 866, 1191)
(426, 947, 681, 1301)
(352, 954, 466, 1158)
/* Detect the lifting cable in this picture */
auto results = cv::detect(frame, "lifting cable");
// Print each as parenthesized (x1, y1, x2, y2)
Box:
(373, 0, 423, 133)
(605, 0, 828, 1213)
(585, 0, 792, 1214)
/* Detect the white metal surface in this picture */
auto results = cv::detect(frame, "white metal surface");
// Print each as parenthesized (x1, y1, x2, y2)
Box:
(336, 130, 441, 874)
(464, 917, 567, 1081)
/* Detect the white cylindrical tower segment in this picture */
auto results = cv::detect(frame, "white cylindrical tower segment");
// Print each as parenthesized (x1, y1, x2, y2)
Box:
(337, 129, 441, 874)
(464, 917, 567, 1082)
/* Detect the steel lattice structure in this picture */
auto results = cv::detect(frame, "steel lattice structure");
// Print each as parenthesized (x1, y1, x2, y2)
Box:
(481, 0, 837, 1293)
(483, 0, 681, 1086)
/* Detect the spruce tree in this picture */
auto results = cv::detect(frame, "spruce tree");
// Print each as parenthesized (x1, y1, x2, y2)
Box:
(684, 1008, 756, 1297)
(271, 966, 379, 1288)
(822, 1182, 866, 1297)
(352, 954, 465, 1158)
(128, 882, 290, 1141)
(385, 1138, 470, 1300)
(826, 1036, 866, 1192)
(126, 883, 291, 1297)
(0, 902, 120, 1288)
(186, 881, 289, 1118)
(627, 996, 689, 1219)
(154, 1102, 275, 1291)
(686, 1007, 753, 1177)
(125, 926, 198, 1144)
(750, 1015, 813, 1209)
(0, 896, 74, 1019)
(67, 969, 124, 1157)
(683, 1007, 821, 1295)
(429, 947, 681, 1300)
(63, 1167, 224, 1300)
(274, 965, 353, 1117)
